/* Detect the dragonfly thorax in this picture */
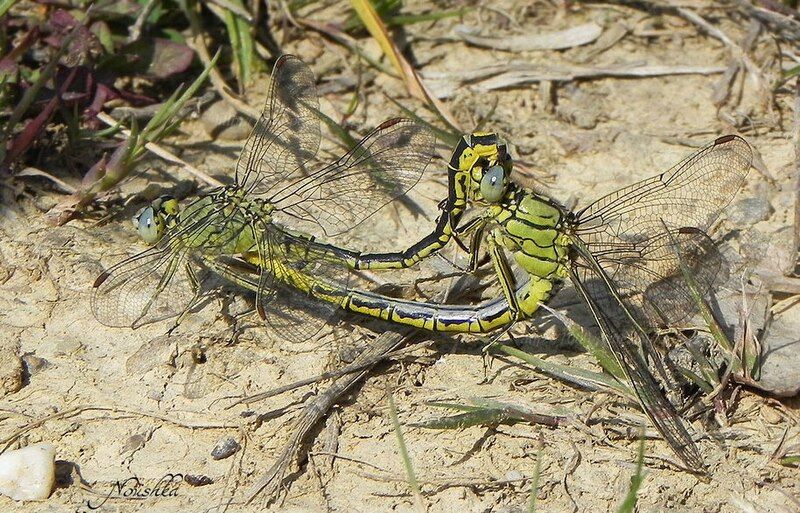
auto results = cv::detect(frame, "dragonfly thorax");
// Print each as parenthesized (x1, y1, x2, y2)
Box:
(495, 186, 571, 282)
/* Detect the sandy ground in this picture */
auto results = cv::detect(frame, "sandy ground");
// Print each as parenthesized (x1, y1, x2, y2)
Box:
(2, 1, 799, 512)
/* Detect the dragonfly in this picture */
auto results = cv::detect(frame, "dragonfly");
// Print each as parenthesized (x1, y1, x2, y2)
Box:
(90, 54, 437, 342)
(187, 132, 752, 472)
(115, 55, 751, 470)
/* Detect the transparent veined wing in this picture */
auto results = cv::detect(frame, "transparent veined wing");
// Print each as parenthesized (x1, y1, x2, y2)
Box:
(572, 135, 751, 327)
(268, 118, 437, 237)
(568, 243, 705, 474)
(260, 226, 353, 343)
(234, 56, 436, 237)
(203, 225, 352, 344)
(575, 135, 751, 240)
(235, 54, 322, 197)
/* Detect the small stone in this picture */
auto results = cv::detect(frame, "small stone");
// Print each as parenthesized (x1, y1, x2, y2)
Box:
(211, 437, 240, 460)
(53, 338, 82, 356)
(0, 340, 23, 398)
(21, 354, 50, 376)
(761, 407, 782, 425)
(201, 101, 252, 141)
(752, 303, 800, 397)
(0, 443, 56, 501)
(505, 470, 524, 482)
(726, 197, 774, 226)
(120, 434, 147, 454)
(184, 474, 214, 487)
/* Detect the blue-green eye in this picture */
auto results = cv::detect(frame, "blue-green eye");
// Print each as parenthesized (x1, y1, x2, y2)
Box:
(136, 206, 164, 244)
(480, 165, 506, 203)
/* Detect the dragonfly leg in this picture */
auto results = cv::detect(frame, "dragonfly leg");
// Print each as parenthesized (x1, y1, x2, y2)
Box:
(487, 233, 522, 321)
(253, 222, 272, 320)
(467, 224, 487, 273)
(478, 321, 517, 378)
(454, 217, 488, 272)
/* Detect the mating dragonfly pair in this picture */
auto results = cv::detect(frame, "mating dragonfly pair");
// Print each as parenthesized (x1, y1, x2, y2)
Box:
(91, 55, 752, 473)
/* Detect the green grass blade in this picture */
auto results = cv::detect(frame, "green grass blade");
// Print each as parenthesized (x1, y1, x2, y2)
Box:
(222, 0, 254, 89)
(663, 226, 753, 377)
(413, 408, 514, 429)
(493, 343, 635, 401)
(384, 95, 461, 147)
(676, 365, 715, 394)
(0, 24, 78, 163)
(385, 8, 471, 27)
(540, 304, 625, 381)
(0, 0, 18, 17)
(616, 434, 646, 513)
(143, 50, 219, 143)
(680, 336, 719, 390)
(779, 455, 800, 467)
(387, 390, 424, 508)
(417, 398, 567, 430)
(422, 401, 486, 413)
(527, 451, 542, 513)
(311, 106, 358, 151)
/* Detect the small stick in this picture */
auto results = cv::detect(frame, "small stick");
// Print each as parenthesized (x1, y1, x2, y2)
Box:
(96, 112, 224, 188)
(677, 7, 766, 94)
(183, 4, 260, 121)
(243, 330, 411, 504)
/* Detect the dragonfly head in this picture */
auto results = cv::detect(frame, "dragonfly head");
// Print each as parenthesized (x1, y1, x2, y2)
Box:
(133, 195, 179, 244)
(451, 132, 512, 205)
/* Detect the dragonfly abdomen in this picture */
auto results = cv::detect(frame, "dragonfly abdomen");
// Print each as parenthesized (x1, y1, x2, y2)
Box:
(339, 207, 464, 270)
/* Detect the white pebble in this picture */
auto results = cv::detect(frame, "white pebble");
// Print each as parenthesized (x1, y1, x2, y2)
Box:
(0, 443, 56, 501)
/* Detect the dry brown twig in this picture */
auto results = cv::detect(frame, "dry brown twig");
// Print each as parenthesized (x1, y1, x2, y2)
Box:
(96, 112, 224, 188)
(454, 22, 603, 52)
(231, 339, 433, 406)
(243, 330, 411, 505)
(183, 3, 260, 121)
(423, 62, 727, 98)
(356, 469, 543, 493)
(677, 7, 771, 104)
(0, 405, 238, 453)
(127, 0, 159, 43)
(734, 0, 800, 40)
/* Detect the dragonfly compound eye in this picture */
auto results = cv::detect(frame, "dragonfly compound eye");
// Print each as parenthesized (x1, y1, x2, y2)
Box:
(136, 206, 164, 244)
(480, 165, 507, 203)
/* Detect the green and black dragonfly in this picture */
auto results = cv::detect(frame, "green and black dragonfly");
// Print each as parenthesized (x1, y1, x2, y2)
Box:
(96, 54, 752, 472)
(91, 55, 437, 342)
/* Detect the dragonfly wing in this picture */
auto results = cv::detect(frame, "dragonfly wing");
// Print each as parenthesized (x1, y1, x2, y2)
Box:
(568, 247, 705, 473)
(207, 226, 349, 344)
(235, 55, 322, 196)
(260, 285, 340, 345)
(573, 135, 750, 327)
(270, 118, 436, 237)
(260, 227, 350, 343)
(578, 227, 727, 327)
(92, 244, 194, 327)
(126, 335, 176, 375)
(576, 135, 751, 242)
(638, 228, 727, 325)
